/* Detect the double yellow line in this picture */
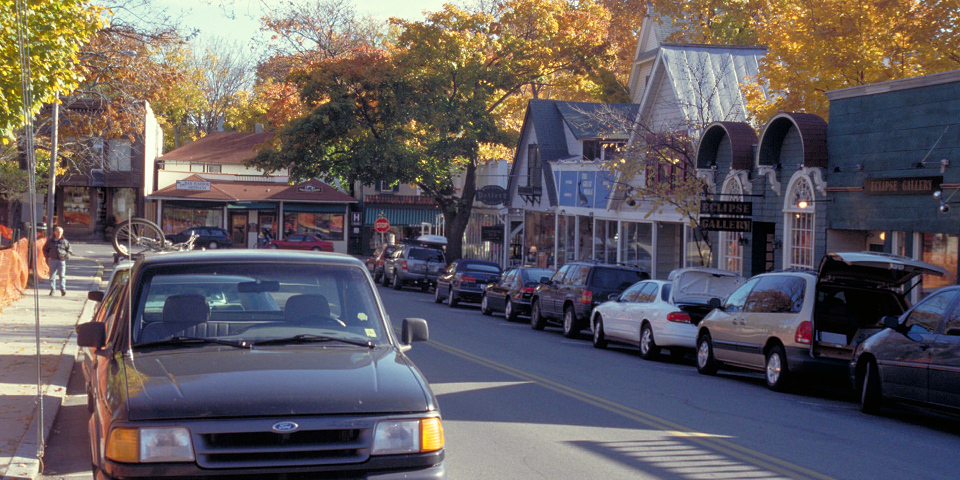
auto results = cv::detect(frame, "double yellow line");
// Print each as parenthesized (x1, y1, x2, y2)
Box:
(422, 339, 836, 480)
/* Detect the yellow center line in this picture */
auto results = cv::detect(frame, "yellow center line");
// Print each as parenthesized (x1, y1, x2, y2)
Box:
(421, 339, 837, 480)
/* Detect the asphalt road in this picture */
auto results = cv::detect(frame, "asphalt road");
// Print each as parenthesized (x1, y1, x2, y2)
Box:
(40, 283, 960, 480)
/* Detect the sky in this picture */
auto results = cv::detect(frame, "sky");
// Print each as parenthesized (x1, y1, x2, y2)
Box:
(158, 0, 452, 46)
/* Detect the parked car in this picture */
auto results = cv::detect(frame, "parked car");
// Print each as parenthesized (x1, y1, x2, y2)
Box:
(383, 243, 446, 291)
(434, 259, 502, 308)
(75, 250, 445, 479)
(696, 252, 947, 392)
(530, 262, 649, 338)
(82, 260, 133, 411)
(481, 266, 555, 321)
(590, 267, 745, 360)
(165, 226, 233, 249)
(366, 243, 398, 283)
(852, 285, 960, 415)
(266, 233, 334, 251)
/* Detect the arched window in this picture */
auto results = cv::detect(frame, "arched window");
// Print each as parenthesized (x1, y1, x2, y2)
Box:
(784, 176, 815, 269)
(719, 176, 744, 275)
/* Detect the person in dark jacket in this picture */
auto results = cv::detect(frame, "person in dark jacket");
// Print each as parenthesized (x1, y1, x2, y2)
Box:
(42, 226, 73, 296)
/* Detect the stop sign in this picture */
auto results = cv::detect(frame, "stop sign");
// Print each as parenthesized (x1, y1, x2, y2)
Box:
(374, 218, 390, 233)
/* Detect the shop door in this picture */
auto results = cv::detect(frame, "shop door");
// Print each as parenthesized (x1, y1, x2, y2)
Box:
(259, 215, 275, 244)
(751, 222, 776, 276)
(231, 213, 248, 247)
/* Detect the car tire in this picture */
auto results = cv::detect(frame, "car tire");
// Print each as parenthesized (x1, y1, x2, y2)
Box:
(373, 270, 382, 283)
(311, 247, 321, 251)
(434, 285, 443, 303)
(639, 323, 660, 360)
(592, 315, 607, 349)
(562, 305, 579, 339)
(421, 283, 431, 292)
(447, 288, 459, 307)
(765, 345, 791, 392)
(860, 358, 882, 414)
(268, 244, 279, 249)
(208, 241, 219, 249)
(504, 298, 518, 322)
(382, 270, 391, 287)
(480, 294, 493, 315)
(696, 333, 718, 375)
(530, 299, 546, 330)
(392, 274, 403, 291)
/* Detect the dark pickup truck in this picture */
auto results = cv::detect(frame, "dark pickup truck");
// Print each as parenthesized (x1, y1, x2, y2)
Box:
(77, 250, 445, 480)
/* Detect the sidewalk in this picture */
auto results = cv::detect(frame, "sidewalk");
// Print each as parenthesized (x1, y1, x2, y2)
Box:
(0, 241, 117, 480)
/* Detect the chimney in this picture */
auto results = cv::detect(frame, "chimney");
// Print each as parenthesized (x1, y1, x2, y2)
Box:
(255, 123, 264, 134)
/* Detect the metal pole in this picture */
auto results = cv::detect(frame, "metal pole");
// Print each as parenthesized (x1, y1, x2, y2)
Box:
(47, 101, 58, 229)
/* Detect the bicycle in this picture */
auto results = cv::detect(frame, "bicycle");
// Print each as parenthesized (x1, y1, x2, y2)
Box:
(111, 218, 199, 258)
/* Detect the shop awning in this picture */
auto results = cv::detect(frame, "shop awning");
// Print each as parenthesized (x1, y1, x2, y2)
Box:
(227, 202, 277, 210)
(282, 203, 347, 213)
(364, 207, 442, 226)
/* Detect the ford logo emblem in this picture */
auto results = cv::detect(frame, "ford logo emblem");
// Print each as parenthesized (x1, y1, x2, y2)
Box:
(272, 421, 299, 433)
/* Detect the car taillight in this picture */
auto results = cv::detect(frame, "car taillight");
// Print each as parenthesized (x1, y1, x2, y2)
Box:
(458, 274, 477, 283)
(666, 312, 691, 324)
(795, 321, 812, 344)
(521, 286, 535, 294)
(578, 290, 593, 304)
(401, 260, 408, 270)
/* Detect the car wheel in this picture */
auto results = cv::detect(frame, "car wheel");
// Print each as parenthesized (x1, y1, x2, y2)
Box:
(562, 305, 579, 338)
(421, 283, 431, 292)
(447, 288, 459, 307)
(860, 358, 882, 414)
(530, 299, 546, 330)
(639, 323, 660, 360)
(392, 273, 403, 290)
(208, 241, 219, 249)
(696, 333, 718, 375)
(592, 315, 607, 349)
(268, 244, 279, 249)
(504, 298, 518, 322)
(382, 270, 391, 287)
(311, 247, 321, 251)
(765, 345, 791, 392)
(434, 285, 443, 303)
(373, 270, 382, 283)
(480, 294, 492, 315)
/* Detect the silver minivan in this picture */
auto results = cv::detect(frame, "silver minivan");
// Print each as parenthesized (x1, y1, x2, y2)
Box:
(695, 252, 948, 391)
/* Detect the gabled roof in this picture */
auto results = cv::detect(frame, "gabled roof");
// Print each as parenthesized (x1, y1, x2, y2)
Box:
(149, 175, 356, 203)
(638, 44, 766, 128)
(159, 132, 273, 165)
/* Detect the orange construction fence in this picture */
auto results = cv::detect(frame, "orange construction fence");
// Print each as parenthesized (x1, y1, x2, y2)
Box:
(0, 237, 50, 310)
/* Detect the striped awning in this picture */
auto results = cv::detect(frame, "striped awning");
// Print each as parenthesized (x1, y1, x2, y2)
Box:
(364, 207, 442, 226)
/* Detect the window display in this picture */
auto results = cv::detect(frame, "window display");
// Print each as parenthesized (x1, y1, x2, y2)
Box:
(63, 187, 90, 226)
(283, 213, 344, 240)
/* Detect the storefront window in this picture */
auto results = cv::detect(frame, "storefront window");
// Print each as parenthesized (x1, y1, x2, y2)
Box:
(656, 223, 683, 279)
(63, 187, 90, 226)
(284, 213, 345, 240)
(162, 205, 223, 234)
(577, 215, 593, 261)
(595, 219, 617, 263)
(524, 211, 555, 268)
(620, 222, 652, 273)
(922, 233, 958, 293)
(111, 188, 136, 224)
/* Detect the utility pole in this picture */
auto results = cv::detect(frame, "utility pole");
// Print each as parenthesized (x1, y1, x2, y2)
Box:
(47, 101, 58, 230)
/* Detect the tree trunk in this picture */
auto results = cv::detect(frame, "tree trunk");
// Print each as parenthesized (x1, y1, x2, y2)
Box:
(437, 162, 478, 263)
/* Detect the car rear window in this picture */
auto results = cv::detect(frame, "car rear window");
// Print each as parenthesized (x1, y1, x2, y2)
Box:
(408, 248, 444, 262)
(464, 264, 501, 274)
(592, 268, 647, 290)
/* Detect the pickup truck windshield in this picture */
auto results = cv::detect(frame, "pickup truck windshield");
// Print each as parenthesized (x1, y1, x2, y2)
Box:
(131, 263, 387, 347)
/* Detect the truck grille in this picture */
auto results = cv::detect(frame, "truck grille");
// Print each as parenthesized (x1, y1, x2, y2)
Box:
(193, 420, 373, 468)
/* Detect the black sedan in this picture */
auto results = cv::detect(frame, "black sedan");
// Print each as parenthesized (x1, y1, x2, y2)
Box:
(481, 266, 555, 321)
(434, 259, 501, 308)
(165, 226, 233, 249)
(851, 285, 960, 415)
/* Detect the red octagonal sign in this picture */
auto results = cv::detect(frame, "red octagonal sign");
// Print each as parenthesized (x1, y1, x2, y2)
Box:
(374, 217, 390, 233)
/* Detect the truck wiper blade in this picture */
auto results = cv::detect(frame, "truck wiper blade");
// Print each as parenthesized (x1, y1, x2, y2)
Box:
(252, 334, 374, 349)
(137, 336, 252, 349)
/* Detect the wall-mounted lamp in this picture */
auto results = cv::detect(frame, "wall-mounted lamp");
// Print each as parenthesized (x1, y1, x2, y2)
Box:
(772, 238, 782, 250)
(912, 158, 950, 173)
(797, 198, 833, 209)
(737, 235, 749, 246)
(833, 164, 863, 173)
(933, 190, 960, 213)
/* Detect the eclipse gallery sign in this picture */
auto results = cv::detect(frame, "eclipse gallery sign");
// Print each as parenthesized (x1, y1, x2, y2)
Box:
(699, 200, 753, 232)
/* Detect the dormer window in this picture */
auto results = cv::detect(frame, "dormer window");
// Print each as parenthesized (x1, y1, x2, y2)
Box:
(582, 140, 624, 162)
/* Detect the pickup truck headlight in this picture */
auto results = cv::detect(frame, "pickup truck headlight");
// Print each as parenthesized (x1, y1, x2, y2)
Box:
(371, 417, 444, 455)
(106, 427, 195, 463)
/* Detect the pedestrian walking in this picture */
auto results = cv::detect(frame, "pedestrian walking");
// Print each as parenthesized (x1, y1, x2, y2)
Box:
(42, 226, 73, 296)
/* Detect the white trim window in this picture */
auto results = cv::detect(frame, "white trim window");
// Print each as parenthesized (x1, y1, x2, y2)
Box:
(785, 176, 815, 269)
(719, 176, 744, 275)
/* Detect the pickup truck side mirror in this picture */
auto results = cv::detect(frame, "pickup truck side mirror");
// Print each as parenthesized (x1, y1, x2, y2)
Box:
(882, 315, 901, 330)
(88, 291, 105, 302)
(401, 318, 429, 348)
(76, 322, 106, 349)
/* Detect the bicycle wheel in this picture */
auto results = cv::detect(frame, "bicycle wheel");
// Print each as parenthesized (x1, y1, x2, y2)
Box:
(112, 218, 166, 258)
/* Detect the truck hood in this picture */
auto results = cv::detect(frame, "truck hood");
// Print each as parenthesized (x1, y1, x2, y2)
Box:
(669, 268, 745, 304)
(121, 346, 434, 421)
(818, 252, 948, 289)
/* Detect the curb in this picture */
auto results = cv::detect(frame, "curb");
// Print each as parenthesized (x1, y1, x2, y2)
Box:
(2, 269, 103, 480)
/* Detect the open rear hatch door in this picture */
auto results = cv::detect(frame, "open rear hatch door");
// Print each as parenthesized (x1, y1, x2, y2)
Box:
(818, 252, 948, 289)
(669, 268, 745, 305)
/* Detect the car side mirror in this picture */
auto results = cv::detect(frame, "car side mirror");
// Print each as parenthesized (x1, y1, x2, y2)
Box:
(76, 322, 106, 348)
(708, 298, 722, 309)
(882, 315, 901, 330)
(88, 291, 105, 302)
(539, 276, 550, 284)
(401, 318, 429, 349)
(608, 292, 620, 301)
